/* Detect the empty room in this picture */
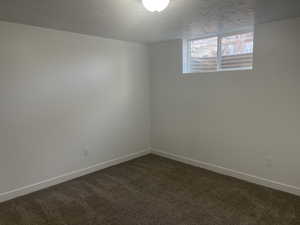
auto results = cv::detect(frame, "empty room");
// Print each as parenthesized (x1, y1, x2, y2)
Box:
(0, 0, 299, 224)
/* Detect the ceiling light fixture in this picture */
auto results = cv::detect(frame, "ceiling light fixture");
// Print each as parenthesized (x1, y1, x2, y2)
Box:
(142, 0, 170, 12)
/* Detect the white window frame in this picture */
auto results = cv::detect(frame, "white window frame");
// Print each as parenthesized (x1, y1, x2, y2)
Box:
(182, 28, 254, 74)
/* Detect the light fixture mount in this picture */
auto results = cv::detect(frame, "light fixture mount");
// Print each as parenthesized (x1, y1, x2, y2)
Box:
(142, 0, 170, 12)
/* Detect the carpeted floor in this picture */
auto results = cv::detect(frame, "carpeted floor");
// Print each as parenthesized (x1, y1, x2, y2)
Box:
(0, 154, 299, 225)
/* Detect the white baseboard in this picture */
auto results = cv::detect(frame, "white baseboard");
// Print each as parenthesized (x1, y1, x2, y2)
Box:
(151, 148, 300, 196)
(2, 147, 299, 203)
(0, 148, 151, 203)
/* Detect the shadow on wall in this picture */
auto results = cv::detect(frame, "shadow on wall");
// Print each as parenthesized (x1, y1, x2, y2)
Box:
(256, 0, 300, 24)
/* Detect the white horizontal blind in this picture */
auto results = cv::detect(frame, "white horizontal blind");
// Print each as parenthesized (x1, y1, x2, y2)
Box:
(186, 31, 254, 73)
(220, 32, 254, 70)
(221, 53, 253, 70)
(189, 37, 218, 72)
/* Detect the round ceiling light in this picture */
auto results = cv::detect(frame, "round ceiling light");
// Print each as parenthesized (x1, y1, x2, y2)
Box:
(142, 0, 170, 12)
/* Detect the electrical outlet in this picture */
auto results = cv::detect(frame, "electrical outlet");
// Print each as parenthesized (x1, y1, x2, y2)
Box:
(83, 148, 89, 157)
(265, 157, 272, 168)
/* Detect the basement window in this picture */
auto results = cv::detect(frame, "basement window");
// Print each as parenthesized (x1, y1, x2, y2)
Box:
(183, 31, 254, 74)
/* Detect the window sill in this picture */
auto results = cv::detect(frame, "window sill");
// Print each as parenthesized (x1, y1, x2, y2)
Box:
(180, 68, 253, 77)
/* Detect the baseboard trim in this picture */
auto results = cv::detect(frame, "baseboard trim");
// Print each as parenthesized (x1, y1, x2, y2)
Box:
(0, 148, 151, 203)
(151, 148, 300, 196)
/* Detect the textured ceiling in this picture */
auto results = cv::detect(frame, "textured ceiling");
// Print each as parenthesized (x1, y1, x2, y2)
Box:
(0, 0, 298, 43)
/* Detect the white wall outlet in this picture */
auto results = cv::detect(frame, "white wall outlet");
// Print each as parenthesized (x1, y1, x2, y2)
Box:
(265, 157, 272, 168)
(83, 147, 89, 157)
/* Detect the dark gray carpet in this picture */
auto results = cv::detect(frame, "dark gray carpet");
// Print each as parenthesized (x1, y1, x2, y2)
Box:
(0, 154, 299, 225)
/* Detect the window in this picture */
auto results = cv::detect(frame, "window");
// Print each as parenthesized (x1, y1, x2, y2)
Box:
(189, 37, 218, 73)
(183, 31, 254, 73)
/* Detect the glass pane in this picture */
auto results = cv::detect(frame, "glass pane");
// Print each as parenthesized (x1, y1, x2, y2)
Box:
(221, 32, 254, 56)
(190, 37, 218, 58)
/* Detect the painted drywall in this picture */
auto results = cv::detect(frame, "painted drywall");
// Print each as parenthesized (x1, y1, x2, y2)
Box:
(150, 17, 300, 189)
(0, 21, 150, 194)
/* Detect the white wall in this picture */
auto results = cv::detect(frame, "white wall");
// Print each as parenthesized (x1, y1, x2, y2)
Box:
(0, 21, 150, 195)
(1, 16, 300, 200)
(150, 17, 300, 192)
